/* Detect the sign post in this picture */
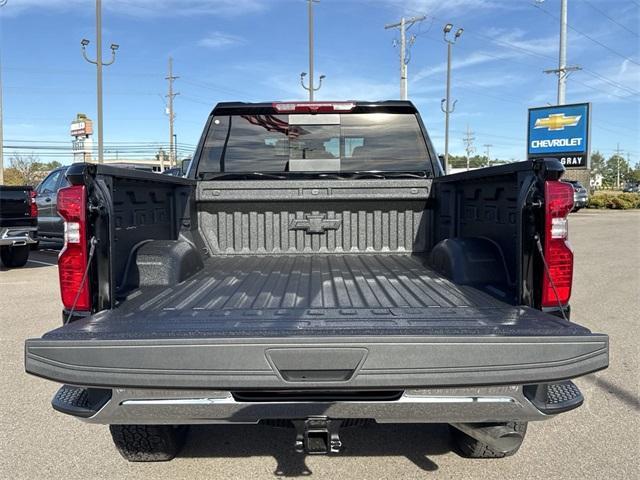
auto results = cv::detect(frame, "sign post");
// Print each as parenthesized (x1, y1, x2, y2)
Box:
(527, 103, 591, 169)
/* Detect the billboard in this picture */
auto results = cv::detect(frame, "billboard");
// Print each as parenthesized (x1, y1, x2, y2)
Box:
(527, 103, 590, 168)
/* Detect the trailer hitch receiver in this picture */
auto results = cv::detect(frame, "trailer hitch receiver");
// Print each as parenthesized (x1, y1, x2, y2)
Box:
(294, 417, 342, 454)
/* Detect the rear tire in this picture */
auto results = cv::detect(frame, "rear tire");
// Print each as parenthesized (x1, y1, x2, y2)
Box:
(109, 425, 188, 462)
(450, 422, 527, 458)
(0, 245, 30, 268)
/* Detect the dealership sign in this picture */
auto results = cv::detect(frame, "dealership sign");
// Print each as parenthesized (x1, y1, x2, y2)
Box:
(527, 103, 590, 168)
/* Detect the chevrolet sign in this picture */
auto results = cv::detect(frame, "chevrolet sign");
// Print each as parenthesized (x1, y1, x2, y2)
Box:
(527, 103, 590, 169)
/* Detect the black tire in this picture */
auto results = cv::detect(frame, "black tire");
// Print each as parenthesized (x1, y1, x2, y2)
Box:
(0, 245, 30, 268)
(109, 425, 189, 462)
(450, 422, 527, 459)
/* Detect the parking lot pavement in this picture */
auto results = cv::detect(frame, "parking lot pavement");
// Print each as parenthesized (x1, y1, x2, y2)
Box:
(1, 210, 638, 480)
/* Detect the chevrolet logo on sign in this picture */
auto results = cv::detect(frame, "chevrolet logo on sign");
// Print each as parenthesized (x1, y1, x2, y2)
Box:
(534, 113, 582, 131)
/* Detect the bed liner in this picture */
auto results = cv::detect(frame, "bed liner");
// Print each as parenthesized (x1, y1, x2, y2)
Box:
(25, 254, 608, 390)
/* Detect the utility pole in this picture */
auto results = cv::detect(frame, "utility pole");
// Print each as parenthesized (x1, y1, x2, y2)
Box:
(173, 133, 178, 165)
(385, 15, 426, 100)
(483, 144, 493, 166)
(440, 23, 463, 173)
(300, 0, 324, 101)
(463, 125, 476, 171)
(0, 0, 7, 185)
(166, 57, 179, 167)
(80, 0, 119, 164)
(541, 0, 580, 105)
(614, 143, 623, 189)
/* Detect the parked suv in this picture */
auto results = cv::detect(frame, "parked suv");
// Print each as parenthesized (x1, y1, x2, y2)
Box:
(563, 180, 588, 211)
(34, 166, 70, 245)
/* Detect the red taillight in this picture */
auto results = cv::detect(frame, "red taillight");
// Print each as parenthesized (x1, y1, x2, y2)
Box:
(272, 102, 356, 113)
(57, 185, 91, 311)
(29, 190, 38, 217)
(541, 180, 574, 308)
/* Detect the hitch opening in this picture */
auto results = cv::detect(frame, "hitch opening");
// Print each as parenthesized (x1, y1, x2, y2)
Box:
(294, 417, 342, 455)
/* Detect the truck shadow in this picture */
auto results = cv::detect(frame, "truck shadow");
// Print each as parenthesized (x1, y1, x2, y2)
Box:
(180, 423, 452, 477)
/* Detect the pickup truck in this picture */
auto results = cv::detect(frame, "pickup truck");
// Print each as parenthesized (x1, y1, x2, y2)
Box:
(25, 101, 609, 462)
(0, 185, 38, 268)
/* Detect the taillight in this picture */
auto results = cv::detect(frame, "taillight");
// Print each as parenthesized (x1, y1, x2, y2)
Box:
(541, 180, 574, 308)
(57, 185, 91, 311)
(272, 102, 355, 113)
(29, 190, 38, 217)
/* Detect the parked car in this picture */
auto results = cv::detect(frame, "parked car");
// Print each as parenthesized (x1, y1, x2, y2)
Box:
(25, 101, 608, 462)
(0, 185, 38, 267)
(622, 182, 640, 193)
(34, 166, 70, 245)
(161, 166, 183, 177)
(563, 179, 589, 211)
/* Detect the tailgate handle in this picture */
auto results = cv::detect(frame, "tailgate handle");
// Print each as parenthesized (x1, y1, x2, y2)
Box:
(266, 348, 368, 383)
(279, 369, 354, 382)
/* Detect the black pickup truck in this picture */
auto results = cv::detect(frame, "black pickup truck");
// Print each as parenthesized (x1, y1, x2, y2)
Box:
(25, 101, 608, 462)
(0, 185, 38, 268)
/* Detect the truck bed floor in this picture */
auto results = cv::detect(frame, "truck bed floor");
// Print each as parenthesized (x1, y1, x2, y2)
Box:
(45, 254, 591, 339)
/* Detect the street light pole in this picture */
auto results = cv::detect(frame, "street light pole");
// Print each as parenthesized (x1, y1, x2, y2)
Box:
(440, 24, 463, 174)
(0, 0, 7, 185)
(301, 0, 323, 100)
(80, 0, 118, 164)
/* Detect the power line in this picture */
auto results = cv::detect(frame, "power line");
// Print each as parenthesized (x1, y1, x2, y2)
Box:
(412, 12, 640, 98)
(582, 0, 639, 38)
(534, 3, 640, 66)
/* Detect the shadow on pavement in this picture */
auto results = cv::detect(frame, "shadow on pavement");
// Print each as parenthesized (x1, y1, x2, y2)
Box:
(180, 423, 452, 477)
(583, 375, 640, 411)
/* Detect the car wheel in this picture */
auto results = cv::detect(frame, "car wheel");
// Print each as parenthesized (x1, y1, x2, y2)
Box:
(109, 425, 189, 462)
(0, 245, 30, 268)
(450, 422, 527, 458)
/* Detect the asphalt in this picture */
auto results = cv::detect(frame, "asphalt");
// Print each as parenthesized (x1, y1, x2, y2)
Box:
(1, 209, 638, 480)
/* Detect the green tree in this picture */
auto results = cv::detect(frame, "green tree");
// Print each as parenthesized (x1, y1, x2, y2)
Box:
(604, 154, 630, 188)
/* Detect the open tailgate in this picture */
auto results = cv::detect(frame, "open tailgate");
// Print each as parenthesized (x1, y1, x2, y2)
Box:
(25, 305, 608, 389)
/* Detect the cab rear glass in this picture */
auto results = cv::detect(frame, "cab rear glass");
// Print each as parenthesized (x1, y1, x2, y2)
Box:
(197, 112, 432, 175)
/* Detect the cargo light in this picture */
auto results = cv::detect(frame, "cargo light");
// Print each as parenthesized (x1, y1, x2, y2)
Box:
(57, 185, 91, 311)
(541, 180, 574, 308)
(272, 102, 356, 113)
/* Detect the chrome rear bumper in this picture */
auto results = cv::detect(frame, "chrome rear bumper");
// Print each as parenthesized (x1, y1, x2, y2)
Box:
(66, 385, 556, 425)
(0, 227, 37, 246)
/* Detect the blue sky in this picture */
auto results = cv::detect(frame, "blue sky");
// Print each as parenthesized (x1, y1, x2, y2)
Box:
(1, 0, 639, 164)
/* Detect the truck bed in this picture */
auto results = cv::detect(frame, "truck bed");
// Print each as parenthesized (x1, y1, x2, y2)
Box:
(45, 253, 582, 339)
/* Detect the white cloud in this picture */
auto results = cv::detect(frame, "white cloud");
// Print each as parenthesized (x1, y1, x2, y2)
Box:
(198, 31, 245, 49)
(3, 0, 267, 17)
(381, 0, 501, 15)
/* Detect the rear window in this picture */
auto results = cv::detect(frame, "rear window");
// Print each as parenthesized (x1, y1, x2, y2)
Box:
(197, 113, 431, 175)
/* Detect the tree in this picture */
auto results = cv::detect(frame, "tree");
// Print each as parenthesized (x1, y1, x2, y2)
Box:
(8, 153, 43, 186)
(604, 154, 630, 188)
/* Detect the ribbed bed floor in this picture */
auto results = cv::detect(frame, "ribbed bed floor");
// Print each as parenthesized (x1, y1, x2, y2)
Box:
(45, 254, 586, 340)
(136, 254, 504, 311)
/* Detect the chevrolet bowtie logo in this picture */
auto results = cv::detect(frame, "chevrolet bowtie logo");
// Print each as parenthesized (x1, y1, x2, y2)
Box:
(534, 113, 581, 131)
(289, 214, 342, 234)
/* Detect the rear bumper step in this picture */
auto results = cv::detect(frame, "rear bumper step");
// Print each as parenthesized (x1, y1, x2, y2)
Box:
(25, 334, 608, 390)
(51, 384, 582, 425)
